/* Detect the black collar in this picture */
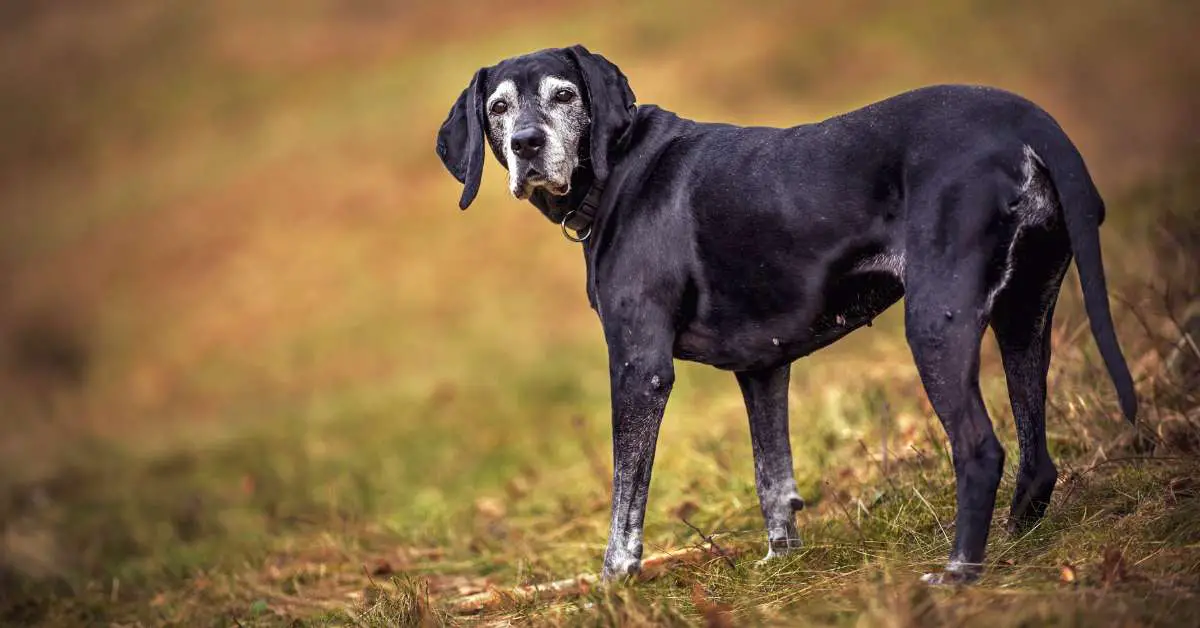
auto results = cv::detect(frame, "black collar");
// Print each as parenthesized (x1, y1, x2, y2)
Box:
(559, 103, 636, 242)
(559, 178, 605, 242)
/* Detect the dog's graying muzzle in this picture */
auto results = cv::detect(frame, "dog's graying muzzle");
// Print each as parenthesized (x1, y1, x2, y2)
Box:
(510, 127, 545, 160)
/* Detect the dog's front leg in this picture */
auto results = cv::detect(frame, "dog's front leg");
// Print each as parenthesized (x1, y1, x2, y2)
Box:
(736, 365, 805, 560)
(600, 313, 674, 581)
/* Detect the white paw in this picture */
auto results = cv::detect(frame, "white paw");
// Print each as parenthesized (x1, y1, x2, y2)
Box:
(920, 561, 981, 586)
(601, 554, 642, 581)
(756, 536, 803, 566)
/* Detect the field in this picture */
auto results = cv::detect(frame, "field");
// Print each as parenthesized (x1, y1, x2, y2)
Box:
(1, 1, 1198, 625)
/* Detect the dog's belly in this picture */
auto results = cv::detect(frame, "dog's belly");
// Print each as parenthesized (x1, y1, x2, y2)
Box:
(673, 268, 904, 371)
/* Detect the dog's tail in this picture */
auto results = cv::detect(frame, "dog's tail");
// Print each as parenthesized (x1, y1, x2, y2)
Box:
(1028, 122, 1137, 423)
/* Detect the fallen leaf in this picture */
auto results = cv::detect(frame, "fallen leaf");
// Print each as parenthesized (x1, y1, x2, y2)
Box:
(1059, 563, 1077, 584)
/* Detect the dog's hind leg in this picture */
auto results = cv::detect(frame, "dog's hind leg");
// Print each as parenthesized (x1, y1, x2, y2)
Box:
(905, 174, 1011, 585)
(907, 307, 1000, 585)
(990, 228, 1071, 534)
(736, 365, 805, 560)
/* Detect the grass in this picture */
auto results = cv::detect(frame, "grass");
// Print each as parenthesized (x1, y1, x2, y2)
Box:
(6, 307, 1199, 626)
(1, 0, 1198, 625)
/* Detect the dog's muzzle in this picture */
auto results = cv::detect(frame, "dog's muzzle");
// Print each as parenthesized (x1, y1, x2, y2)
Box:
(509, 126, 572, 199)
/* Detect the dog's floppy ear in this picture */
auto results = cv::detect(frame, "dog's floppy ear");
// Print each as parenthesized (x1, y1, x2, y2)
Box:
(436, 68, 488, 210)
(566, 45, 636, 182)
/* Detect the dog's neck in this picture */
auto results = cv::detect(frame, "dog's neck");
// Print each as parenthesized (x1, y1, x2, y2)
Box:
(529, 105, 641, 241)
(527, 164, 606, 240)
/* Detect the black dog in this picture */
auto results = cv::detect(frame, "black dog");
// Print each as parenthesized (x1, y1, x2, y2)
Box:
(436, 45, 1136, 584)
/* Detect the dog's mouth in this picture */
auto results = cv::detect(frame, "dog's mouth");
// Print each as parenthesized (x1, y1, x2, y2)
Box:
(512, 168, 570, 200)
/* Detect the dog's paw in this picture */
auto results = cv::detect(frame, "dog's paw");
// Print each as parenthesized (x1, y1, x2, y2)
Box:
(601, 555, 641, 582)
(920, 561, 982, 586)
(756, 546, 801, 566)
(756, 533, 803, 566)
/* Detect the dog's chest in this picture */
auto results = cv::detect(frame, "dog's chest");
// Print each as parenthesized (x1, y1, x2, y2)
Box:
(672, 255, 905, 371)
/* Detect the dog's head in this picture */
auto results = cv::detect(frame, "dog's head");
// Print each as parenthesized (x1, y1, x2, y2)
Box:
(436, 45, 636, 212)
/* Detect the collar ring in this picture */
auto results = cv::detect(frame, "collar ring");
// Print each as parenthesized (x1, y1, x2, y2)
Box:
(560, 210, 591, 243)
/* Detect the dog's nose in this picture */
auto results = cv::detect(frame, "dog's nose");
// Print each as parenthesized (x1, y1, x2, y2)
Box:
(510, 127, 546, 160)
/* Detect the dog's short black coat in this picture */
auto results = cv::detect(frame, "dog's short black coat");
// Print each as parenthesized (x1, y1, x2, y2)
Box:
(437, 45, 1137, 584)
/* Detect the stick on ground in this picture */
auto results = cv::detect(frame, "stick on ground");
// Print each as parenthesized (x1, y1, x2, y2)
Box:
(449, 537, 742, 615)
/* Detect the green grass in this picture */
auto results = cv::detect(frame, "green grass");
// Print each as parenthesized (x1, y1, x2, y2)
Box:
(5, 369, 1199, 626)
(5, 268, 1199, 626)
(2, 1, 1199, 625)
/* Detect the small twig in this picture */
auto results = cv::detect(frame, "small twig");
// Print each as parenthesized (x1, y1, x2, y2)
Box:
(639, 536, 743, 577)
(450, 574, 598, 615)
(1132, 545, 1168, 568)
(361, 563, 378, 589)
(680, 516, 736, 569)
(449, 541, 743, 615)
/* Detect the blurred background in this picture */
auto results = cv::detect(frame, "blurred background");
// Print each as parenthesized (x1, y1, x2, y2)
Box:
(0, 0, 1197, 623)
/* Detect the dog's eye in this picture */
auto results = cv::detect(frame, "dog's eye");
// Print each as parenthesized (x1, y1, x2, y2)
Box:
(489, 100, 508, 115)
(554, 89, 575, 103)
